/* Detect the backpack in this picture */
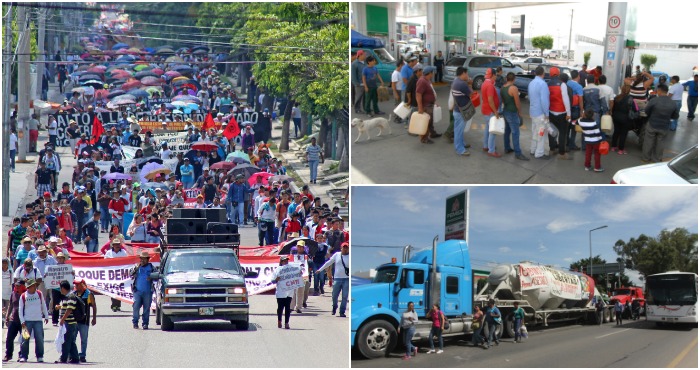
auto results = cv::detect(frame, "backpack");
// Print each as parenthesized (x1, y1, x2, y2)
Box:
(21, 290, 45, 316)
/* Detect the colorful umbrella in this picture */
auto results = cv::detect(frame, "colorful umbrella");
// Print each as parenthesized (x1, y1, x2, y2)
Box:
(210, 161, 236, 171)
(120, 80, 143, 90)
(102, 172, 132, 181)
(190, 140, 220, 152)
(165, 55, 184, 63)
(226, 150, 250, 163)
(140, 162, 171, 182)
(127, 89, 150, 99)
(81, 80, 104, 89)
(144, 86, 163, 96)
(133, 64, 149, 71)
(140, 76, 163, 86)
(247, 172, 274, 186)
(269, 175, 293, 183)
(171, 76, 189, 83)
(171, 100, 189, 108)
(94, 89, 110, 99)
(112, 43, 129, 50)
(164, 71, 181, 78)
(107, 89, 126, 99)
(151, 68, 164, 76)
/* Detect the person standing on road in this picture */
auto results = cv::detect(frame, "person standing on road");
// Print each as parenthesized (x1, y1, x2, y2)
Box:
(317, 242, 349, 317)
(9, 128, 18, 172)
(481, 68, 501, 157)
(579, 109, 604, 172)
(362, 56, 385, 117)
(273, 256, 294, 329)
(642, 84, 679, 163)
(566, 70, 585, 151)
(56, 280, 80, 364)
(18, 278, 49, 363)
(81, 211, 101, 253)
(72, 278, 95, 362)
(47, 116, 58, 148)
(131, 251, 154, 330)
(450, 67, 473, 157)
(28, 114, 39, 153)
(35, 162, 54, 198)
(667, 76, 684, 131)
(546, 67, 572, 160)
(433, 51, 445, 83)
(31, 246, 55, 311)
(528, 66, 550, 159)
(401, 301, 419, 360)
(614, 300, 623, 325)
(351, 50, 366, 114)
(104, 240, 127, 312)
(512, 301, 525, 343)
(595, 298, 605, 325)
(484, 298, 502, 349)
(426, 303, 445, 354)
(502, 72, 529, 161)
(391, 60, 405, 123)
(682, 74, 697, 121)
(416, 66, 440, 144)
(3, 280, 26, 362)
(306, 137, 323, 184)
(471, 306, 485, 347)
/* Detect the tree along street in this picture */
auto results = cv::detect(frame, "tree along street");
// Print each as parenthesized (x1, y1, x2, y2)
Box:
(352, 319, 697, 368)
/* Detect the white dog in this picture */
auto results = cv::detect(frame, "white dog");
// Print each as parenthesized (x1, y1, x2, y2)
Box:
(351, 116, 392, 143)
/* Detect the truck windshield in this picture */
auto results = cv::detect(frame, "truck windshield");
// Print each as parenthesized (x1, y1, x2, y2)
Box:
(613, 289, 631, 296)
(372, 266, 399, 283)
(167, 253, 241, 274)
(373, 48, 395, 64)
(647, 275, 697, 306)
(667, 146, 698, 183)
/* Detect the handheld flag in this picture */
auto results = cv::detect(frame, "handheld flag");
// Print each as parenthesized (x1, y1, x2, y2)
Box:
(222, 115, 241, 140)
(90, 114, 104, 145)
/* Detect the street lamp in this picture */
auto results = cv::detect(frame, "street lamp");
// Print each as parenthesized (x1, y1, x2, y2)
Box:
(589, 225, 608, 276)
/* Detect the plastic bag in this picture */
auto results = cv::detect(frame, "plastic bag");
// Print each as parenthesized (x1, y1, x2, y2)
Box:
(599, 141, 610, 155)
(22, 328, 30, 340)
(433, 106, 443, 123)
(55, 324, 66, 355)
(520, 324, 528, 338)
(546, 121, 559, 137)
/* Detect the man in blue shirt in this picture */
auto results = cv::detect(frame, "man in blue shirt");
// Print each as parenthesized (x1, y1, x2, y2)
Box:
(682, 74, 698, 120)
(527, 66, 550, 159)
(401, 56, 418, 102)
(566, 70, 585, 151)
(179, 158, 195, 189)
(351, 51, 366, 114)
(362, 56, 385, 117)
(131, 251, 155, 330)
(227, 174, 254, 225)
(483, 299, 502, 349)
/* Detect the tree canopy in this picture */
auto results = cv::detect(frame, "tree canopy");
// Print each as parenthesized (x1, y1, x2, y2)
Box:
(531, 35, 553, 53)
(613, 228, 698, 281)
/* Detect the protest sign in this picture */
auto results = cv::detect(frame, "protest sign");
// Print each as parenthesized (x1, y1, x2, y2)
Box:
(274, 263, 305, 294)
(44, 265, 74, 289)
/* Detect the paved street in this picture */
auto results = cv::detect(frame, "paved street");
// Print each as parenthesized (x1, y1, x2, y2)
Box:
(351, 83, 698, 184)
(352, 319, 698, 368)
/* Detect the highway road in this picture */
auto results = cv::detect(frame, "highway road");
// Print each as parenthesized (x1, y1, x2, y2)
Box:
(352, 319, 698, 368)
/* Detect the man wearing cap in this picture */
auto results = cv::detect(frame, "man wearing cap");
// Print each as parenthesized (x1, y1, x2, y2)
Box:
(8, 217, 30, 269)
(546, 66, 573, 160)
(416, 66, 441, 143)
(71, 278, 95, 363)
(35, 161, 54, 197)
(15, 244, 40, 278)
(108, 190, 128, 234)
(273, 255, 295, 329)
(362, 56, 385, 117)
(130, 251, 155, 330)
(180, 158, 195, 189)
(81, 211, 101, 253)
(4, 280, 26, 362)
(69, 187, 89, 243)
(75, 134, 90, 159)
(32, 246, 56, 309)
(227, 174, 254, 225)
(104, 240, 126, 312)
(66, 120, 81, 159)
(351, 50, 367, 114)
(18, 278, 49, 363)
(317, 242, 349, 317)
(57, 280, 80, 364)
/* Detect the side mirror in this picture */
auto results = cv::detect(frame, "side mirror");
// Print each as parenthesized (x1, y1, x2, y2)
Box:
(405, 271, 415, 289)
(245, 270, 259, 279)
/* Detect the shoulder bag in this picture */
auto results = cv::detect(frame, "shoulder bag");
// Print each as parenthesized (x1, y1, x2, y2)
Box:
(452, 90, 476, 122)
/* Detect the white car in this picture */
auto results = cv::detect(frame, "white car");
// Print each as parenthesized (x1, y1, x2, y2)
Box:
(611, 145, 698, 184)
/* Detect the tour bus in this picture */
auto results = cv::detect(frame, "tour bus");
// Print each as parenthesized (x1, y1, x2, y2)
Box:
(645, 271, 698, 326)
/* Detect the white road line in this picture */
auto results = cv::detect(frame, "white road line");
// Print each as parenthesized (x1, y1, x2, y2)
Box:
(595, 328, 630, 339)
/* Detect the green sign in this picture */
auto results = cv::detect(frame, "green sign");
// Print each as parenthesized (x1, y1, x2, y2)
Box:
(444, 3, 467, 42)
(445, 191, 466, 241)
(366, 4, 389, 36)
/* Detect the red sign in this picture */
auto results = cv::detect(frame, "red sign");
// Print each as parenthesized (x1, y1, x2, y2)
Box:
(608, 16, 621, 29)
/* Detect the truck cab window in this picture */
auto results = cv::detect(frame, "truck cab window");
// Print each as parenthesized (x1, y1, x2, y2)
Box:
(446, 276, 459, 294)
(373, 266, 399, 283)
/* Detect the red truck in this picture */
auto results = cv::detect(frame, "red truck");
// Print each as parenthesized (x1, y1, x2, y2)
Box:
(610, 286, 645, 319)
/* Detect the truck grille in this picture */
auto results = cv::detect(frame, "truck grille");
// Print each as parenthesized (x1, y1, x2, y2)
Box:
(186, 296, 227, 303)
(185, 288, 226, 295)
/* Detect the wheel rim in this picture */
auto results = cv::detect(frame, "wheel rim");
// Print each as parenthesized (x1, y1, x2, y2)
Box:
(366, 327, 390, 352)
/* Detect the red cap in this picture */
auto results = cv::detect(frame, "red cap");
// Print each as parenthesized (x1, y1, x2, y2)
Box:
(550, 67, 560, 76)
(73, 278, 85, 285)
(43, 192, 51, 197)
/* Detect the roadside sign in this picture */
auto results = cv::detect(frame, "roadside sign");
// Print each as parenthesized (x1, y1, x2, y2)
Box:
(607, 15, 623, 36)
(445, 191, 467, 241)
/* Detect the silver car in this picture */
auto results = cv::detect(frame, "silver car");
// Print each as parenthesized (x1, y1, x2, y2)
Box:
(444, 55, 525, 89)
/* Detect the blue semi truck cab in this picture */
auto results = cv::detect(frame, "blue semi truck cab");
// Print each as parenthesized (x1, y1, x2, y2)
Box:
(351, 238, 486, 359)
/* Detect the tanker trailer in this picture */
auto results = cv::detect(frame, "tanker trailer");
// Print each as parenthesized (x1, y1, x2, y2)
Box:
(475, 262, 607, 337)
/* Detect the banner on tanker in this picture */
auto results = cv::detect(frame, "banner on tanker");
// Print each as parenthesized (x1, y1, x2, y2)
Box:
(54, 111, 258, 147)
(44, 265, 74, 289)
(518, 263, 586, 301)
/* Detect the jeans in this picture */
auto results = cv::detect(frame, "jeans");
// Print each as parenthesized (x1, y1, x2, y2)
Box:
(258, 221, 274, 246)
(182, 180, 194, 189)
(230, 202, 244, 225)
(615, 310, 623, 325)
(364, 87, 379, 114)
(353, 85, 365, 112)
(514, 318, 523, 341)
(404, 326, 417, 356)
(308, 160, 319, 182)
(482, 113, 497, 153)
(75, 215, 86, 241)
(688, 95, 697, 119)
(471, 323, 484, 346)
(146, 235, 161, 244)
(486, 321, 500, 347)
(99, 206, 110, 230)
(132, 290, 152, 327)
(670, 100, 682, 130)
(503, 110, 522, 155)
(530, 115, 547, 158)
(293, 118, 301, 137)
(77, 323, 89, 358)
(85, 239, 98, 253)
(49, 135, 57, 147)
(331, 277, 349, 315)
(20, 320, 44, 359)
(51, 290, 62, 324)
(548, 112, 569, 155)
(276, 297, 292, 323)
(641, 123, 668, 162)
(429, 326, 443, 350)
(60, 323, 79, 362)
(314, 269, 326, 292)
(4, 320, 21, 358)
(452, 110, 471, 155)
(611, 116, 630, 151)
(9, 149, 16, 170)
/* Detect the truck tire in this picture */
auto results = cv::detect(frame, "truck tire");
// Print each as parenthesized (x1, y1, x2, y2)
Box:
(472, 76, 485, 90)
(607, 307, 614, 323)
(356, 320, 397, 359)
(504, 313, 515, 338)
(155, 306, 162, 325)
(234, 319, 249, 331)
(160, 309, 174, 331)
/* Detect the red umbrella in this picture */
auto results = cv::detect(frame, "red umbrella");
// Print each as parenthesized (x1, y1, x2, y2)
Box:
(94, 89, 110, 99)
(190, 140, 219, 152)
(210, 161, 235, 171)
(247, 172, 274, 186)
(164, 71, 181, 78)
(120, 79, 143, 90)
(151, 68, 164, 76)
(141, 76, 164, 86)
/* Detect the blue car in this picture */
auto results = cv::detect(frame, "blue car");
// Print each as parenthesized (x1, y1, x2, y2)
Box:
(650, 71, 670, 86)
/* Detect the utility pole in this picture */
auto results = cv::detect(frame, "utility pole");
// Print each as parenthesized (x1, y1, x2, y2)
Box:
(493, 11, 497, 53)
(36, 7, 47, 100)
(567, 9, 574, 62)
(3, 4, 14, 216)
(476, 12, 480, 52)
(17, 3, 31, 162)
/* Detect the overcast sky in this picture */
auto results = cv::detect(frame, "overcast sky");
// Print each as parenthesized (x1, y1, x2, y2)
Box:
(351, 186, 698, 285)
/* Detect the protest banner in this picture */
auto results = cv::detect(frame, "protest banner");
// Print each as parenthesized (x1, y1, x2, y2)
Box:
(273, 263, 305, 294)
(44, 265, 74, 289)
(290, 254, 309, 278)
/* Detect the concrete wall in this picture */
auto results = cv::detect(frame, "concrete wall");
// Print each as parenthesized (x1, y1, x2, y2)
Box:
(575, 44, 698, 79)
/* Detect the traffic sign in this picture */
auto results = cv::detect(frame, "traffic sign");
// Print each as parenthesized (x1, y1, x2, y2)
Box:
(608, 16, 621, 29)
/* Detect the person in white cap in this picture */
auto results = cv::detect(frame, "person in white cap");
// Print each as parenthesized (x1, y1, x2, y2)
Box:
(104, 240, 126, 311)
(130, 251, 155, 330)
(18, 278, 49, 363)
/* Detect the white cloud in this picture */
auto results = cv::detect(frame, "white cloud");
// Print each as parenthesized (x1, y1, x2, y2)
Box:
(662, 202, 698, 230)
(375, 250, 390, 258)
(547, 218, 589, 233)
(563, 257, 573, 262)
(540, 187, 593, 203)
(599, 187, 698, 222)
(538, 242, 548, 252)
(498, 247, 512, 254)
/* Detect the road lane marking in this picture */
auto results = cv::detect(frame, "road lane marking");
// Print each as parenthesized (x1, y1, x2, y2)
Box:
(667, 335, 698, 368)
(595, 328, 630, 339)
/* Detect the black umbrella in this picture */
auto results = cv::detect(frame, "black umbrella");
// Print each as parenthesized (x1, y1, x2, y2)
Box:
(134, 70, 158, 79)
(228, 163, 260, 180)
(79, 73, 103, 82)
(278, 237, 319, 256)
(191, 45, 209, 53)
(136, 156, 164, 169)
(192, 49, 208, 55)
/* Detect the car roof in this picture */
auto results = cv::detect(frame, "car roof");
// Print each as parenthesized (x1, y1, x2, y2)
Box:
(169, 247, 236, 255)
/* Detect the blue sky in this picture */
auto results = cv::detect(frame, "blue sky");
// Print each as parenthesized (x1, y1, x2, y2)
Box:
(350, 186, 698, 285)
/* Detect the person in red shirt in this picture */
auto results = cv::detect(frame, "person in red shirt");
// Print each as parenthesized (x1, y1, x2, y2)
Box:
(416, 66, 441, 144)
(300, 185, 314, 203)
(139, 200, 155, 216)
(282, 212, 302, 241)
(108, 190, 128, 233)
(587, 66, 603, 85)
(481, 68, 501, 157)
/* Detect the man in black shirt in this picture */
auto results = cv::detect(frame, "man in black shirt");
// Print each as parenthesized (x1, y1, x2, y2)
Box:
(202, 177, 217, 205)
(35, 162, 54, 197)
(109, 159, 124, 174)
(642, 84, 680, 163)
(127, 130, 142, 147)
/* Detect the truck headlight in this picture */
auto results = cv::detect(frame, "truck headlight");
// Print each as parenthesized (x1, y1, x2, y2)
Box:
(228, 287, 246, 294)
(166, 288, 183, 295)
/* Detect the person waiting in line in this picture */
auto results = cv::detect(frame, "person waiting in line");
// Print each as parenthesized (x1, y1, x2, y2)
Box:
(401, 301, 419, 360)
(426, 303, 445, 354)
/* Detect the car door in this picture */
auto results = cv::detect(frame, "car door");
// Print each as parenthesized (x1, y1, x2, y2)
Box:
(441, 274, 462, 317)
(397, 267, 428, 317)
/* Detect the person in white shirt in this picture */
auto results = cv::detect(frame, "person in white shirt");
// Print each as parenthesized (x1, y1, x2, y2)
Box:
(391, 60, 405, 123)
(17, 278, 49, 363)
(159, 142, 172, 160)
(256, 197, 277, 246)
(668, 75, 684, 131)
(597, 75, 616, 114)
(104, 239, 127, 312)
(272, 256, 297, 329)
(9, 129, 18, 172)
(2, 258, 13, 312)
(317, 242, 349, 317)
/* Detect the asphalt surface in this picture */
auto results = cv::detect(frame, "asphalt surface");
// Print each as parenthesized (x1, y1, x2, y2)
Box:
(350, 83, 698, 184)
(351, 319, 698, 368)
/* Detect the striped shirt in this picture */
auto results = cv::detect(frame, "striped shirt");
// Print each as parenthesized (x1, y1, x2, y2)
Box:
(59, 293, 78, 324)
(578, 118, 603, 143)
(306, 144, 322, 162)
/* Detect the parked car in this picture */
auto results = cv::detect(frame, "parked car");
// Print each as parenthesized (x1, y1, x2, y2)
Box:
(443, 55, 525, 89)
(650, 71, 670, 87)
(513, 64, 573, 97)
(515, 57, 549, 72)
(510, 50, 530, 58)
(611, 145, 698, 184)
